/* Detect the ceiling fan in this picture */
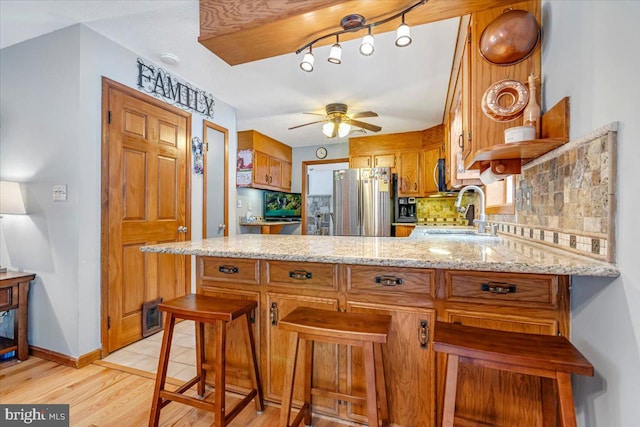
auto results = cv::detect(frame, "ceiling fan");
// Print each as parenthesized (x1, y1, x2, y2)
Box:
(288, 103, 382, 138)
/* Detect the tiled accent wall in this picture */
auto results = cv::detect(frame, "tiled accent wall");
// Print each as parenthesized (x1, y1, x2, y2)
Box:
(489, 123, 617, 262)
(307, 195, 332, 235)
(416, 193, 478, 226)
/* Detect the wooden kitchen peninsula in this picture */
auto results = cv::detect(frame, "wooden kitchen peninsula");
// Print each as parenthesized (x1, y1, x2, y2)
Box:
(141, 234, 617, 427)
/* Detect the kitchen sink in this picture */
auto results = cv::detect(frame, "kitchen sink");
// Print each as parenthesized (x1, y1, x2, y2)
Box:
(410, 226, 499, 238)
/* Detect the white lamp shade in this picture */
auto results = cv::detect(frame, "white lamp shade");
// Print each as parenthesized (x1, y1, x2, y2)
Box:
(0, 181, 27, 214)
(395, 23, 412, 47)
(300, 51, 314, 72)
(322, 122, 335, 137)
(328, 43, 342, 64)
(359, 34, 375, 56)
(338, 122, 351, 137)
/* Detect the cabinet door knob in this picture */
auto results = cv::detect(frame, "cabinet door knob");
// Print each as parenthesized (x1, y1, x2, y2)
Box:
(418, 320, 430, 348)
(270, 303, 279, 325)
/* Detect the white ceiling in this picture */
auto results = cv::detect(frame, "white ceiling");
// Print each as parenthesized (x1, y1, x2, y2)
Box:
(0, 0, 459, 148)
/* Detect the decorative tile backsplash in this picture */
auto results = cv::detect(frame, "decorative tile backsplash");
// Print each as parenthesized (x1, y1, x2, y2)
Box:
(489, 123, 617, 262)
(416, 193, 477, 225)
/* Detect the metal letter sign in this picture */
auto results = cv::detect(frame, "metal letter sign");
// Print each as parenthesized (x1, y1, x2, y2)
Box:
(136, 58, 215, 118)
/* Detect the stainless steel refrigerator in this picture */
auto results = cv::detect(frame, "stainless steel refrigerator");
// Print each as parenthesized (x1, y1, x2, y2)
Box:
(333, 167, 392, 236)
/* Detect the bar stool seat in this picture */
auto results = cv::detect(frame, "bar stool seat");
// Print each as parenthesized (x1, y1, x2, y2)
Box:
(278, 306, 391, 427)
(149, 294, 264, 426)
(433, 321, 594, 427)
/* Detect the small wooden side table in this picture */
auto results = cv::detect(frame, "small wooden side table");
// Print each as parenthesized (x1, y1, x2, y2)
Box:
(0, 271, 35, 361)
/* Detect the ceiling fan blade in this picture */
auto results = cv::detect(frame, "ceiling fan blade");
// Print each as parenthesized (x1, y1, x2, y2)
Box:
(302, 112, 326, 116)
(350, 119, 382, 132)
(351, 111, 378, 119)
(288, 119, 327, 130)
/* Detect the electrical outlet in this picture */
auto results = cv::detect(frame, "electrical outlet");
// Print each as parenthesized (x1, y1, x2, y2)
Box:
(523, 187, 532, 212)
(53, 184, 67, 201)
(236, 199, 242, 208)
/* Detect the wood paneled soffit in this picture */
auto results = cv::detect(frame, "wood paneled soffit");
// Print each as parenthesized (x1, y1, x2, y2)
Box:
(199, 0, 517, 65)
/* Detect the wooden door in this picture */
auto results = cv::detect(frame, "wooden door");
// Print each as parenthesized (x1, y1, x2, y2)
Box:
(265, 293, 340, 417)
(269, 157, 283, 189)
(350, 155, 371, 168)
(254, 151, 270, 186)
(102, 78, 190, 354)
(398, 150, 421, 195)
(422, 146, 441, 195)
(346, 302, 435, 427)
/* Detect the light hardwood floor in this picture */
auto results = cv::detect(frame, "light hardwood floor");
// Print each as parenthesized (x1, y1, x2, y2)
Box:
(0, 357, 356, 426)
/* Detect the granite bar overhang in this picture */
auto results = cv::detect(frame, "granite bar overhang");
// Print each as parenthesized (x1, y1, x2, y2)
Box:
(141, 234, 619, 277)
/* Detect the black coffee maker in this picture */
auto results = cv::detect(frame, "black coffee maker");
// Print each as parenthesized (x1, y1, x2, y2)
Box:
(395, 197, 417, 223)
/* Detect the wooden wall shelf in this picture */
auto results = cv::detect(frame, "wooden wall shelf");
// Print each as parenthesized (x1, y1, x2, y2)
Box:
(467, 97, 570, 173)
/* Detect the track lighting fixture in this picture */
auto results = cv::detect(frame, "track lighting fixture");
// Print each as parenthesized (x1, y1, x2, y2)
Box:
(296, 0, 426, 72)
(328, 35, 342, 64)
(300, 46, 314, 72)
(395, 14, 413, 47)
(359, 27, 375, 56)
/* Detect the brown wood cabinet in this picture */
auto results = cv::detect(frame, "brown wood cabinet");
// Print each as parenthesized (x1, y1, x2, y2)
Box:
(394, 225, 415, 237)
(238, 130, 292, 192)
(397, 150, 421, 196)
(196, 255, 569, 427)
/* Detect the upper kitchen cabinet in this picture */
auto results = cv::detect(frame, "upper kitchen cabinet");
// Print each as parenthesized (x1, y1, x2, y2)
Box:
(237, 130, 292, 192)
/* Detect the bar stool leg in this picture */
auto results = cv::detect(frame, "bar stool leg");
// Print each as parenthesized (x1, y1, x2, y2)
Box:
(302, 339, 314, 426)
(214, 319, 227, 427)
(149, 312, 176, 427)
(541, 377, 558, 427)
(243, 312, 265, 412)
(442, 354, 460, 427)
(374, 343, 389, 427)
(279, 331, 300, 427)
(362, 341, 380, 427)
(195, 321, 206, 397)
(556, 372, 578, 427)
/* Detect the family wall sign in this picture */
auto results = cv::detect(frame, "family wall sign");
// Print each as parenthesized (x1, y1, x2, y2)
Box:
(136, 58, 215, 118)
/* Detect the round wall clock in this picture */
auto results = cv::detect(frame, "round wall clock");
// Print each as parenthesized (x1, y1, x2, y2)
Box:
(315, 146, 328, 159)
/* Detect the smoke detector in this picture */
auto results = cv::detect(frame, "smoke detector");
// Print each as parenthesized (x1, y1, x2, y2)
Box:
(160, 53, 179, 65)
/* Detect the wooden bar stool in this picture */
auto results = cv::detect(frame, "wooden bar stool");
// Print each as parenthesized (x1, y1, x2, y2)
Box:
(278, 306, 391, 427)
(433, 321, 594, 427)
(149, 294, 264, 426)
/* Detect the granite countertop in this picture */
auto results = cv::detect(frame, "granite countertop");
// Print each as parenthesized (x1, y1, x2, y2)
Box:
(140, 233, 619, 277)
(240, 220, 301, 226)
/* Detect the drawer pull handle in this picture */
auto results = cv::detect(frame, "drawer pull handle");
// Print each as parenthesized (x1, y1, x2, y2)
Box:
(418, 320, 430, 348)
(375, 275, 403, 286)
(270, 303, 278, 325)
(481, 282, 517, 294)
(289, 270, 312, 280)
(219, 265, 239, 274)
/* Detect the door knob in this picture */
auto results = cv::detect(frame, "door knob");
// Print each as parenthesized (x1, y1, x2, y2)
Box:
(178, 226, 188, 233)
(218, 224, 226, 230)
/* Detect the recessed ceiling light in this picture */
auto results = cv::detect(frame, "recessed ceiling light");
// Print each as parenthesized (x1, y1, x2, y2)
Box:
(160, 53, 179, 65)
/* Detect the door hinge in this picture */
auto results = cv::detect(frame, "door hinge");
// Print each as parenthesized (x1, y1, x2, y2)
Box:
(467, 32, 471, 44)
(107, 316, 111, 329)
(108, 111, 112, 124)
(205, 142, 209, 151)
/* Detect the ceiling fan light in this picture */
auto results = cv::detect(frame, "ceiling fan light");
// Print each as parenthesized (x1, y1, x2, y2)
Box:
(338, 122, 351, 137)
(359, 34, 375, 56)
(300, 50, 314, 72)
(322, 122, 335, 137)
(395, 22, 412, 47)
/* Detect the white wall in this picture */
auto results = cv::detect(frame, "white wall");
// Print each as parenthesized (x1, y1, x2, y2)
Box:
(542, 2, 640, 426)
(291, 142, 349, 193)
(0, 24, 238, 358)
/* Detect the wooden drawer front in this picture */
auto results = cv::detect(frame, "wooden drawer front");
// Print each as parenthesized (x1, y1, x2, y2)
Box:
(0, 287, 12, 309)
(345, 265, 435, 297)
(199, 257, 260, 285)
(445, 271, 557, 307)
(264, 261, 337, 290)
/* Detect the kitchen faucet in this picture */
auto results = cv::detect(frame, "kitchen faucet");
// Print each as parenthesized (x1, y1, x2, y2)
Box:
(455, 185, 492, 235)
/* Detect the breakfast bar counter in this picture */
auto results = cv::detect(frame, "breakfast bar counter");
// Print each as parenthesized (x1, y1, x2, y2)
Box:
(140, 233, 617, 426)
(141, 233, 619, 277)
